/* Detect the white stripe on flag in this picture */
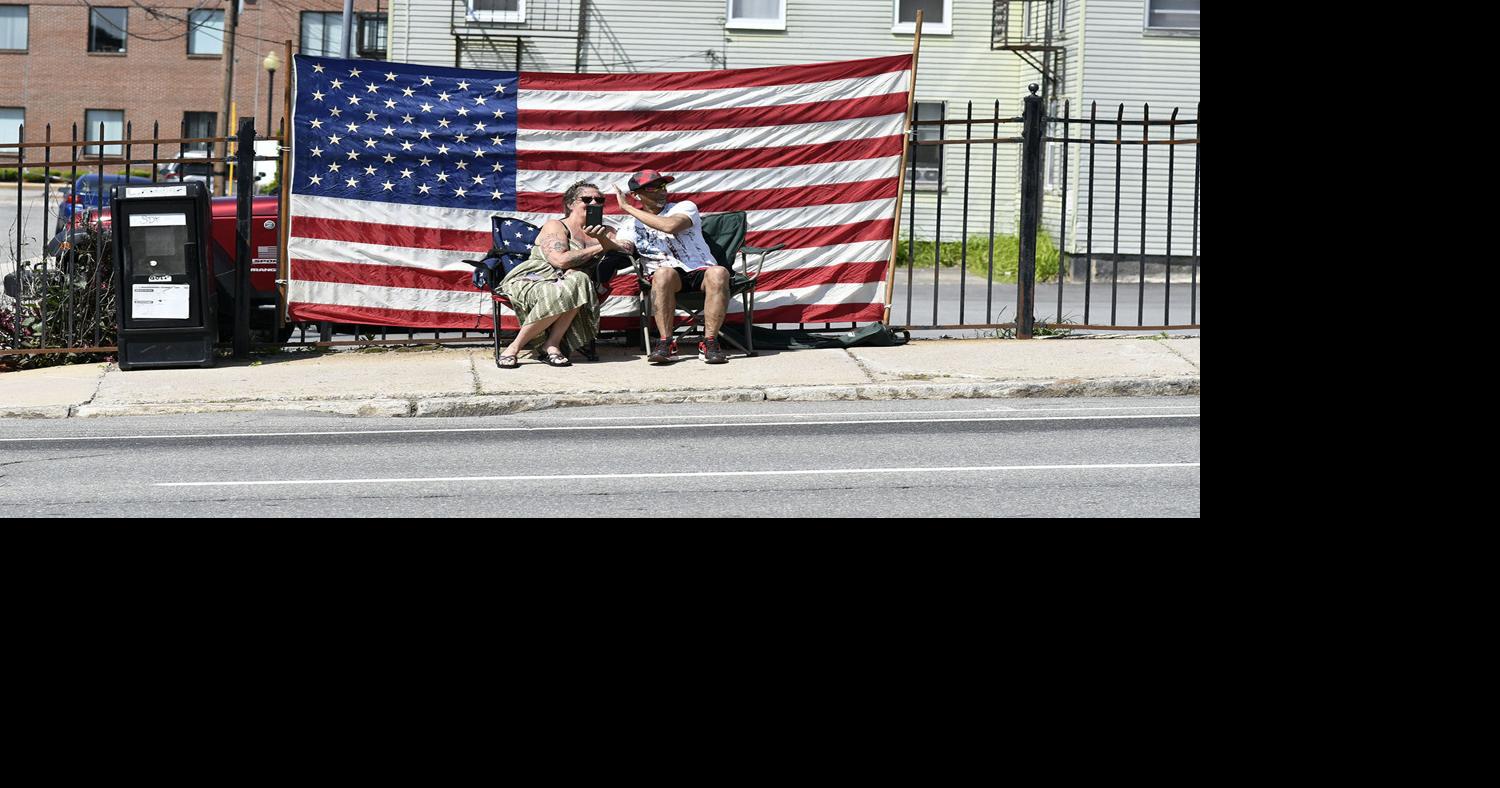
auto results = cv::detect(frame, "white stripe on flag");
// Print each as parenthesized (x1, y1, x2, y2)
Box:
(516, 155, 900, 195)
(291, 193, 495, 231)
(516, 114, 905, 154)
(289, 237, 488, 268)
(759, 240, 893, 271)
(516, 71, 909, 113)
(289, 279, 491, 317)
(745, 198, 896, 232)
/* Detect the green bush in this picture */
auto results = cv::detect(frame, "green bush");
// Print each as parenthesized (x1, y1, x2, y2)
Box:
(0, 233, 117, 371)
(0, 168, 62, 184)
(893, 232, 1060, 283)
(0, 167, 152, 183)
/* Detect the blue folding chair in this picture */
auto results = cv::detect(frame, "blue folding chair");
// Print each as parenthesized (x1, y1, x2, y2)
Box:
(463, 216, 540, 368)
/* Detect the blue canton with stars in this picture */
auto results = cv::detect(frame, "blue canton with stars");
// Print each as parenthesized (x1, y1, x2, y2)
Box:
(291, 55, 519, 212)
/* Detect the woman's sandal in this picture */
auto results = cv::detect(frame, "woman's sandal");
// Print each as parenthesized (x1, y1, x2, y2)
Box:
(497, 354, 520, 369)
(540, 350, 572, 367)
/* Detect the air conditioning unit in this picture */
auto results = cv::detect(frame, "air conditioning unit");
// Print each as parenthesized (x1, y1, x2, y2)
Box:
(913, 167, 941, 186)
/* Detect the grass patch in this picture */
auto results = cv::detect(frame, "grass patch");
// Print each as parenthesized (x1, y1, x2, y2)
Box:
(894, 233, 1060, 283)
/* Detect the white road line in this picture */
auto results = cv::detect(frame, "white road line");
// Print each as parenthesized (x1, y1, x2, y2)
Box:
(564, 404, 1200, 420)
(156, 462, 1202, 488)
(0, 413, 1200, 443)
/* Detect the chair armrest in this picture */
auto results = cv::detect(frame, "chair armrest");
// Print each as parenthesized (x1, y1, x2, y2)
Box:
(736, 243, 786, 281)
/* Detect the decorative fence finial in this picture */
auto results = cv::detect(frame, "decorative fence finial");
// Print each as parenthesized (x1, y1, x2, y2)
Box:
(1028, 83, 1039, 95)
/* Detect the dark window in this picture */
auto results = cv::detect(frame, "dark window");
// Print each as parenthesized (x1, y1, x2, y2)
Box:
(357, 13, 387, 59)
(89, 7, 127, 53)
(184, 111, 216, 152)
(911, 101, 944, 190)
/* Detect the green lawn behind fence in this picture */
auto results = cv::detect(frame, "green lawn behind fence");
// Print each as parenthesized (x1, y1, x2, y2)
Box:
(894, 233, 1060, 283)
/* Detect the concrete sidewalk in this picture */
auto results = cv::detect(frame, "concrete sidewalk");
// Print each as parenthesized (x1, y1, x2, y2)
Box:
(0, 336, 1200, 419)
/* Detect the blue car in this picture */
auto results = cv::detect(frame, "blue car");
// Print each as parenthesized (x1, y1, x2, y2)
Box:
(55, 173, 155, 233)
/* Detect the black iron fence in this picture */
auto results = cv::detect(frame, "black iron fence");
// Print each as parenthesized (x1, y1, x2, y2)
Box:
(3, 87, 1199, 366)
(1, 120, 284, 363)
(888, 85, 1200, 335)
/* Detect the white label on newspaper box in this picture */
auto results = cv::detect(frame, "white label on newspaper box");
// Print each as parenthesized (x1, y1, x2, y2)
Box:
(129, 213, 188, 227)
(126, 185, 189, 198)
(132, 284, 190, 320)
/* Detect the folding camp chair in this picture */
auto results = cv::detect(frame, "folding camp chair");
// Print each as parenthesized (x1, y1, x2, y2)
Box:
(635, 210, 785, 358)
(462, 216, 603, 367)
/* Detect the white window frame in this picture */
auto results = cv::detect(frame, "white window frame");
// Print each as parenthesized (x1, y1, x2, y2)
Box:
(0, 5, 28, 52)
(84, 109, 124, 156)
(892, 0, 952, 35)
(1, 107, 23, 154)
(726, 0, 786, 31)
(1144, 0, 1200, 32)
(467, 0, 525, 24)
(187, 9, 224, 56)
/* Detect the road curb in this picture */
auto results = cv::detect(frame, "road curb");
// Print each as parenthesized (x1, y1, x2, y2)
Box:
(73, 398, 412, 418)
(5, 376, 1199, 419)
(411, 376, 1198, 417)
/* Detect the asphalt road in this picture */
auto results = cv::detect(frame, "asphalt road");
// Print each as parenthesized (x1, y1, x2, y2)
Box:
(0, 396, 1201, 518)
(0, 186, 55, 271)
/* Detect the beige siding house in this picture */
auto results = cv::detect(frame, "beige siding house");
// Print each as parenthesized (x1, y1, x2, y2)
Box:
(385, 0, 1197, 261)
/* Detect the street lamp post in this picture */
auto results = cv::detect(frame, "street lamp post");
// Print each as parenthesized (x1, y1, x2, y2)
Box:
(263, 51, 281, 135)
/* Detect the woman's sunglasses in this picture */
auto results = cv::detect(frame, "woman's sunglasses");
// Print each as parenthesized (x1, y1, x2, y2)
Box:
(577, 196, 605, 204)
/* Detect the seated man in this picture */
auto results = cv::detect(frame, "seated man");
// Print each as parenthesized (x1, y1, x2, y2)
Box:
(611, 169, 731, 365)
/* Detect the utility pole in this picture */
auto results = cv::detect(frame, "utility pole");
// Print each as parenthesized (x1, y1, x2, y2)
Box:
(218, 0, 241, 196)
(342, 0, 354, 58)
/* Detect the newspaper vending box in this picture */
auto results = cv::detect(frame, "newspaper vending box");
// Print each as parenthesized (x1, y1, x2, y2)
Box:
(110, 181, 217, 370)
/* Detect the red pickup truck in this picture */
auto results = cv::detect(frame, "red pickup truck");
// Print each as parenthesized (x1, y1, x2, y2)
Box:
(51, 195, 289, 341)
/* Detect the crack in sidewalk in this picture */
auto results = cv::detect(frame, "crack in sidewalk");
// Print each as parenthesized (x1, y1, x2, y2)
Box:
(1158, 342, 1200, 370)
(65, 364, 113, 418)
(842, 349, 879, 383)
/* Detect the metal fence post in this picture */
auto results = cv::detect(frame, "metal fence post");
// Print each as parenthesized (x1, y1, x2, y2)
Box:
(235, 118, 255, 358)
(1017, 84, 1044, 339)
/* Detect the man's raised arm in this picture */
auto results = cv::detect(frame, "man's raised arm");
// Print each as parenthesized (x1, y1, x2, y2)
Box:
(614, 186, 691, 235)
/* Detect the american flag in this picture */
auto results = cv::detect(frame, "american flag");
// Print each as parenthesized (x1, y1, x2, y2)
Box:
(285, 53, 911, 330)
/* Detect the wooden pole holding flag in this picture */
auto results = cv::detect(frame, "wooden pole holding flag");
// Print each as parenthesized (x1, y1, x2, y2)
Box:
(882, 10, 923, 326)
(278, 39, 293, 330)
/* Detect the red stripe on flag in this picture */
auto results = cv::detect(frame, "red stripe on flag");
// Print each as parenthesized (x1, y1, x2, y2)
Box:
(519, 135, 901, 175)
(521, 54, 910, 92)
(753, 261, 889, 292)
(746, 219, 894, 252)
(292, 259, 477, 291)
(293, 216, 492, 251)
(518, 93, 908, 133)
(517, 177, 898, 214)
(288, 302, 491, 330)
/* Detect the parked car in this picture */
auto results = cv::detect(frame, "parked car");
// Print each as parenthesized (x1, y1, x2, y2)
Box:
(158, 151, 216, 192)
(53, 173, 155, 233)
(44, 193, 290, 342)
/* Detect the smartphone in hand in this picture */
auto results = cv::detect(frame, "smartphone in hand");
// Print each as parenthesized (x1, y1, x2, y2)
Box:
(585, 204, 604, 226)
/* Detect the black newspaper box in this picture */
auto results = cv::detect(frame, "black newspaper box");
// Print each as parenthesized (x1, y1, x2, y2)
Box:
(110, 181, 217, 369)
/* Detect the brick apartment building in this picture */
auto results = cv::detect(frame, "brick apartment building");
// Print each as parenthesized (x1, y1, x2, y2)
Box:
(1, 0, 386, 161)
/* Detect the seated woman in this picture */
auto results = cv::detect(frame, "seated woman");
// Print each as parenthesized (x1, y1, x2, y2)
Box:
(496, 181, 625, 368)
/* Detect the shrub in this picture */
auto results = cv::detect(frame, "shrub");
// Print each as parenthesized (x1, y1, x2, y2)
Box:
(0, 232, 117, 370)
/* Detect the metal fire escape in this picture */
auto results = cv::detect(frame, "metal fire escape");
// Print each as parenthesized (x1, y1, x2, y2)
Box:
(450, 0, 586, 72)
(992, 0, 1067, 104)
